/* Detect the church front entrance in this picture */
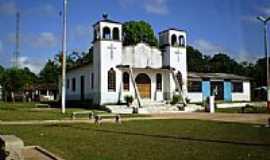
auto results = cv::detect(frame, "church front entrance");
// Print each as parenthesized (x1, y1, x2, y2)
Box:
(135, 73, 151, 99)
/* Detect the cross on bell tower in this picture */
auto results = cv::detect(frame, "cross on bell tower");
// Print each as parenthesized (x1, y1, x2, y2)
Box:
(107, 43, 116, 59)
(175, 50, 181, 62)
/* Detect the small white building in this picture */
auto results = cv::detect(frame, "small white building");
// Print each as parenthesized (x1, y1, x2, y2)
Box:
(65, 16, 251, 106)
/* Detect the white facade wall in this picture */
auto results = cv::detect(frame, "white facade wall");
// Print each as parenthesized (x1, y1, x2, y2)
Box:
(187, 93, 203, 103)
(122, 43, 162, 68)
(232, 81, 251, 101)
(98, 40, 122, 105)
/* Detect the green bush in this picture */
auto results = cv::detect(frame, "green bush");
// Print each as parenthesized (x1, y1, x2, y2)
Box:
(170, 95, 182, 105)
(124, 95, 134, 104)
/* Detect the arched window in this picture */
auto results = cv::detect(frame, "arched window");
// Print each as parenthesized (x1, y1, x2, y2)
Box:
(171, 34, 177, 46)
(113, 27, 120, 40)
(179, 35, 185, 47)
(156, 73, 162, 91)
(103, 27, 111, 40)
(123, 72, 129, 91)
(176, 71, 183, 90)
(108, 68, 116, 91)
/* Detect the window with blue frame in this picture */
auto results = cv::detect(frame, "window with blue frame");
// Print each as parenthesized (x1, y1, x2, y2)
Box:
(232, 81, 243, 93)
(188, 80, 202, 92)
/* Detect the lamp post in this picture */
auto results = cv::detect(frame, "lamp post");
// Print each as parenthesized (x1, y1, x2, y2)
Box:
(61, 0, 68, 114)
(257, 16, 270, 110)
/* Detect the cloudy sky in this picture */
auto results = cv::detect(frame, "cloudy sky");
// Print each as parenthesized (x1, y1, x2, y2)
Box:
(0, 0, 269, 74)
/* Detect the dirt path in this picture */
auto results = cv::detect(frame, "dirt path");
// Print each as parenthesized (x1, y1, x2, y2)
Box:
(0, 112, 269, 125)
(148, 112, 270, 125)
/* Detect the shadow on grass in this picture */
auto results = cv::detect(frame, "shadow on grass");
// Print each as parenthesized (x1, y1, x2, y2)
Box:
(94, 129, 270, 147)
(45, 124, 270, 147)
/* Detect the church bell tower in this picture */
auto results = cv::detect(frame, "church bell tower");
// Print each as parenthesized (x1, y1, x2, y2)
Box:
(159, 28, 188, 98)
(92, 14, 123, 104)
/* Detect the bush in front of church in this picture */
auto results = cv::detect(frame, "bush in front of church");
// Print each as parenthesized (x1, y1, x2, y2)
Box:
(170, 95, 183, 105)
(124, 95, 134, 106)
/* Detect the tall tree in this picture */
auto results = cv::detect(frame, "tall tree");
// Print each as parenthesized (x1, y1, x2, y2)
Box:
(39, 60, 60, 84)
(2, 68, 28, 102)
(0, 65, 4, 83)
(187, 46, 209, 72)
(123, 21, 158, 47)
(209, 53, 245, 75)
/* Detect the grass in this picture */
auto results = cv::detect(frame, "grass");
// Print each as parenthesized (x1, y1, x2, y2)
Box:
(0, 119, 270, 160)
(216, 106, 270, 114)
(0, 102, 148, 121)
(0, 102, 102, 121)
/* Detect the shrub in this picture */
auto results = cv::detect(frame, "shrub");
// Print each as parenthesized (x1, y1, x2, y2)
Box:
(124, 95, 134, 105)
(170, 95, 182, 105)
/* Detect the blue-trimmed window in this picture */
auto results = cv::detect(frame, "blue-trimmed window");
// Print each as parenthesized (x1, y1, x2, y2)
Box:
(232, 81, 243, 93)
(188, 80, 202, 92)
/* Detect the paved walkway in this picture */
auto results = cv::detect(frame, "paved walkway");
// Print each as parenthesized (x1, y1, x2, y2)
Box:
(0, 112, 269, 125)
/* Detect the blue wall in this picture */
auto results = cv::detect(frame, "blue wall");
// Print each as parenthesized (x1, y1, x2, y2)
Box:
(202, 80, 210, 100)
(224, 81, 232, 101)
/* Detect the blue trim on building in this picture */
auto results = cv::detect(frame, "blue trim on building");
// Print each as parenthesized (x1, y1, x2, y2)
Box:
(202, 80, 210, 100)
(224, 81, 232, 101)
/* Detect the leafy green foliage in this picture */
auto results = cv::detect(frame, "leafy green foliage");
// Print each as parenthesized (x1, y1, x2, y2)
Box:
(123, 21, 158, 47)
(170, 95, 183, 105)
(208, 53, 246, 75)
(1, 67, 37, 92)
(187, 46, 210, 72)
(124, 95, 134, 104)
(39, 60, 60, 84)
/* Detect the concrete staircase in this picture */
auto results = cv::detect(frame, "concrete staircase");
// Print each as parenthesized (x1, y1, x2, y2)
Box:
(105, 101, 204, 114)
(105, 105, 134, 114)
(184, 104, 204, 112)
(138, 100, 204, 114)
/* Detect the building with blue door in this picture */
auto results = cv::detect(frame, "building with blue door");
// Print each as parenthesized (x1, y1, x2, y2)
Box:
(187, 72, 251, 103)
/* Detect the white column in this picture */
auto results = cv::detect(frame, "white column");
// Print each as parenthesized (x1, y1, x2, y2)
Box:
(209, 96, 215, 113)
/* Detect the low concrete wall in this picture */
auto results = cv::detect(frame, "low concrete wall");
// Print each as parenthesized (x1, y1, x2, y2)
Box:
(0, 135, 24, 160)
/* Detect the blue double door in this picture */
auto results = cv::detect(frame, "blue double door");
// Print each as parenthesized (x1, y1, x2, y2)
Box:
(202, 80, 232, 102)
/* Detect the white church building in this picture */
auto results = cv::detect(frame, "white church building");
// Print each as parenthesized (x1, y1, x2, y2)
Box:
(65, 16, 251, 108)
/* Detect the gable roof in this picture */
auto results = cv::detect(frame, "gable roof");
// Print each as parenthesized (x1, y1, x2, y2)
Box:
(188, 72, 251, 81)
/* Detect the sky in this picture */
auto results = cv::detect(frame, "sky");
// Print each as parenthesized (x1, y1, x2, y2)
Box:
(0, 0, 269, 74)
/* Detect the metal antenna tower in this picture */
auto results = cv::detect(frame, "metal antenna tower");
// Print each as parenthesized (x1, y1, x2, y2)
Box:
(14, 12, 20, 68)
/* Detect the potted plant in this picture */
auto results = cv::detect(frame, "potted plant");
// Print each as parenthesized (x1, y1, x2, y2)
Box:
(124, 95, 134, 107)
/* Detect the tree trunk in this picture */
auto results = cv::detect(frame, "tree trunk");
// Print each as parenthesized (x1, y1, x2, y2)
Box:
(11, 91, 15, 103)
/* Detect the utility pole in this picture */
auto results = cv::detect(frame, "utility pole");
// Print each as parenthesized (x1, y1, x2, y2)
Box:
(61, 0, 67, 113)
(14, 12, 20, 68)
(257, 16, 270, 110)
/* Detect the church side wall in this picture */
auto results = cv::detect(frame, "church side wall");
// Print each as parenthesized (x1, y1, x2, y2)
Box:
(66, 64, 100, 104)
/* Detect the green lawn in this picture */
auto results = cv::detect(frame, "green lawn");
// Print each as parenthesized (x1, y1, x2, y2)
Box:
(0, 102, 104, 121)
(0, 119, 270, 160)
(0, 102, 147, 121)
(216, 106, 270, 114)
